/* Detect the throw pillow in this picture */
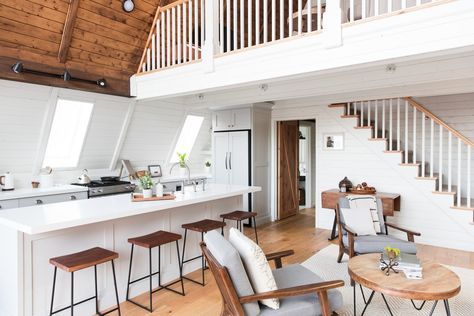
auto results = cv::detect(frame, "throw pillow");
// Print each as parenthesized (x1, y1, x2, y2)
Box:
(228, 227, 280, 310)
(340, 207, 377, 236)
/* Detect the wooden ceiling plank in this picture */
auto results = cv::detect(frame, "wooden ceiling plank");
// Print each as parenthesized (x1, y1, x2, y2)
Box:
(58, 0, 80, 63)
(76, 8, 147, 41)
(26, 0, 70, 14)
(0, 0, 66, 25)
(0, 28, 60, 54)
(0, 4, 64, 33)
(87, 0, 155, 22)
(67, 47, 136, 72)
(0, 16, 62, 44)
(70, 37, 140, 65)
(74, 18, 144, 50)
(78, 1, 149, 32)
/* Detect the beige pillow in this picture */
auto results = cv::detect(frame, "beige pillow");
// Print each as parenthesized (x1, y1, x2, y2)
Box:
(340, 207, 377, 236)
(228, 228, 279, 310)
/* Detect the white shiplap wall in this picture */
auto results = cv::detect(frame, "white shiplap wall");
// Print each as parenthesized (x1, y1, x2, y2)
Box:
(272, 98, 474, 252)
(0, 80, 211, 188)
(119, 99, 212, 175)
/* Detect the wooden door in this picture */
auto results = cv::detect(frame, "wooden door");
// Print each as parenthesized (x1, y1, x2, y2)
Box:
(277, 120, 299, 220)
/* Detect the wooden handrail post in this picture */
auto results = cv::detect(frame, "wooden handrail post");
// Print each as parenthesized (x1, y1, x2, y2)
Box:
(322, 0, 342, 48)
(203, 0, 219, 73)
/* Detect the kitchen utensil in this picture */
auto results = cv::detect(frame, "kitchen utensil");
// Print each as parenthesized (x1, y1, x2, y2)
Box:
(77, 169, 91, 184)
(0, 172, 15, 191)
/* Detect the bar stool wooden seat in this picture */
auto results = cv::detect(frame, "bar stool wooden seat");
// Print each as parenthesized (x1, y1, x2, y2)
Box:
(126, 230, 185, 312)
(220, 210, 259, 244)
(49, 247, 121, 316)
(181, 219, 226, 286)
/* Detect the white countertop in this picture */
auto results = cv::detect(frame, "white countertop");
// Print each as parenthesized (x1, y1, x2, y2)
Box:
(0, 185, 88, 201)
(0, 184, 261, 235)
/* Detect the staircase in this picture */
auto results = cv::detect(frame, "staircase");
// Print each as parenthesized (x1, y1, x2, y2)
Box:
(329, 97, 474, 223)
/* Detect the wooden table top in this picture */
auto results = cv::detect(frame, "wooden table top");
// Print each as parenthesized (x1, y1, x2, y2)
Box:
(348, 254, 461, 301)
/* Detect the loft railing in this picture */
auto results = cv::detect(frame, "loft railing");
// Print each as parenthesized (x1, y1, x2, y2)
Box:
(345, 97, 473, 210)
(137, 0, 205, 73)
(137, 0, 450, 74)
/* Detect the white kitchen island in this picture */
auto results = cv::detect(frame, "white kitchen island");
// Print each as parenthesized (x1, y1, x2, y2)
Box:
(0, 184, 261, 316)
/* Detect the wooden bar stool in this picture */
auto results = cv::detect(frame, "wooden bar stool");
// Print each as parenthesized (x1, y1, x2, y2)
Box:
(126, 230, 184, 312)
(220, 210, 259, 244)
(49, 247, 121, 316)
(181, 219, 226, 286)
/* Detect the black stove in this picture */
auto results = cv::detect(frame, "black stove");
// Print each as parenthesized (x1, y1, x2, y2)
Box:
(72, 180, 136, 198)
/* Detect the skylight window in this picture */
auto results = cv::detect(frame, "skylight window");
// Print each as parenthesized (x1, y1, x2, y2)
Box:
(42, 99, 94, 168)
(170, 115, 204, 163)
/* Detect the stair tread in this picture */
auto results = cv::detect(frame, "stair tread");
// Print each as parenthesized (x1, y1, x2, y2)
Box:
(354, 126, 373, 129)
(328, 103, 347, 108)
(433, 184, 458, 195)
(341, 115, 359, 118)
(451, 198, 474, 211)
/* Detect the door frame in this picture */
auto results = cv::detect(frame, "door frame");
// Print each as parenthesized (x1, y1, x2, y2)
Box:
(271, 116, 319, 224)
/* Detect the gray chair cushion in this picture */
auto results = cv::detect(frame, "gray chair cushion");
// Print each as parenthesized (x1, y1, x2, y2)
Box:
(259, 265, 343, 316)
(204, 231, 260, 316)
(338, 196, 386, 234)
(342, 234, 417, 254)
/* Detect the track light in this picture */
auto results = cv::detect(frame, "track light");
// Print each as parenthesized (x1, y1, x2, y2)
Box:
(11, 62, 23, 74)
(63, 71, 71, 81)
(97, 79, 107, 87)
(10, 61, 107, 88)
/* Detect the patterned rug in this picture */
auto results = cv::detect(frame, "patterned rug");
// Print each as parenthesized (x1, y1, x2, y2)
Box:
(301, 245, 473, 315)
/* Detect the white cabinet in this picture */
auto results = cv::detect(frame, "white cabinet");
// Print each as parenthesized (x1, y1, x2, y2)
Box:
(213, 108, 251, 131)
(18, 192, 88, 207)
(0, 199, 19, 210)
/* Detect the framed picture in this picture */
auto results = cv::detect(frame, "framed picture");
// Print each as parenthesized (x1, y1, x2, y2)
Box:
(147, 165, 162, 178)
(322, 133, 344, 151)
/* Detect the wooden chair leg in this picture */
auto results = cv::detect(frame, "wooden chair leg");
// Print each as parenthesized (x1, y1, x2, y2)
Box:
(317, 291, 331, 316)
(337, 248, 344, 263)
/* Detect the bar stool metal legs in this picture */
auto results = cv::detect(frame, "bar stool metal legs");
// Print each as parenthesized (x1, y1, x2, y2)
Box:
(49, 252, 121, 316)
(126, 239, 185, 312)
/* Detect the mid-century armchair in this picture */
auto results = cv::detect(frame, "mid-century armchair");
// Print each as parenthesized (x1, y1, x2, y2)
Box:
(201, 231, 344, 316)
(335, 196, 420, 263)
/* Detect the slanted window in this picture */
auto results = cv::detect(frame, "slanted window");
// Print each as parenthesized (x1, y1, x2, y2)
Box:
(42, 99, 94, 168)
(170, 115, 204, 163)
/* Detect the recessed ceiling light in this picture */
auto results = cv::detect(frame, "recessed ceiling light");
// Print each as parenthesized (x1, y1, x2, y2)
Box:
(123, 0, 135, 12)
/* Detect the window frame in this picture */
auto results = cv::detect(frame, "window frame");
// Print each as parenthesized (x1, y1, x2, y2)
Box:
(40, 96, 95, 171)
(168, 113, 205, 165)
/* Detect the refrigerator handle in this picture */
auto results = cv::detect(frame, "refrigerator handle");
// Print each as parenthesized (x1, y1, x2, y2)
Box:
(229, 152, 232, 170)
(225, 152, 228, 170)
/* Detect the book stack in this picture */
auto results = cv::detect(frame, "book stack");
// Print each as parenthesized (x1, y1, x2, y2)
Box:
(381, 253, 423, 279)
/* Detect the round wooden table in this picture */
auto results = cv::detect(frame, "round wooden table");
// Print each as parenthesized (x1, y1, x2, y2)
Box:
(348, 254, 461, 316)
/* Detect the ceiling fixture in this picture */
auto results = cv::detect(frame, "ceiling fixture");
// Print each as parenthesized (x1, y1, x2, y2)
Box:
(123, 0, 135, 12)
(11, 61, 107, 88)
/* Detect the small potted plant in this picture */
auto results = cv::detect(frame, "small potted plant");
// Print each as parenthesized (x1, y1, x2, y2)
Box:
(177, 152, 188, 177)
(385, 246, 401, 260)
(205, 160, 211, 173)
(139, 174, 154, 198)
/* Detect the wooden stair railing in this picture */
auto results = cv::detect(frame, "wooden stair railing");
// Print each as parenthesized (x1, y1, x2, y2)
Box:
(335, 97, 473, 218)
(137, 0, 204, 74)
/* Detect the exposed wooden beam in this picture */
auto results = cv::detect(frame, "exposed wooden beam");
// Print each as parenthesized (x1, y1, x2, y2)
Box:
(58, 0, 80, 63)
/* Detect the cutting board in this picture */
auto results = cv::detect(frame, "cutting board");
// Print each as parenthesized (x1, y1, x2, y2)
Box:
(131, 193, 176, 202)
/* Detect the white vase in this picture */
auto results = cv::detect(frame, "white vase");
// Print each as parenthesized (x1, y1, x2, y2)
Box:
(205, 166, 211, 174)
(143, 189, 153, 198)
(179, 167, 187, 177)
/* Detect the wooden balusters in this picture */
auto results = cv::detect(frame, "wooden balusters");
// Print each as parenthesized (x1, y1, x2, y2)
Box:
(421, 112, 425, 177)
(389, 99, 393, 151)
(374, 100, 378, 139)
(405, 100, 409, 163)
(468, 147, 472, 208)
(288, 0, 293, 37)
(382, 100, 385, 139)
(448, 131, 452, 192)
(397, 98, 400, 150)
(413, 107, 417, 164)
(457, 139, 461, 206)
(430, 118, 434, 178)
(439, 126, 443, 191)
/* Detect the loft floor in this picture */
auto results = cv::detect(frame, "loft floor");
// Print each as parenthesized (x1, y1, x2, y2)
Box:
(115, 208, 474, 315)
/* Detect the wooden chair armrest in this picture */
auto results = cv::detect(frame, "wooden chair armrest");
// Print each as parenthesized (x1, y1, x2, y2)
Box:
(266, 250, 295, 268)
(342, 224, 357, 236)
(385, 223, 420, 242)
(239, 280, 344, 303)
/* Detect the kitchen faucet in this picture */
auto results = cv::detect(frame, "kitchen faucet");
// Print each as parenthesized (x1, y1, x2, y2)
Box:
(169, 162, 206, 193)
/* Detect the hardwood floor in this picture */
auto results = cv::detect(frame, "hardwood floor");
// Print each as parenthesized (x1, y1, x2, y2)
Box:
(117, 208, 474, 315)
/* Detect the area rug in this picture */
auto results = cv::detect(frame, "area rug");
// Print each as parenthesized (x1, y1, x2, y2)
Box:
(301, 245, 473, 315)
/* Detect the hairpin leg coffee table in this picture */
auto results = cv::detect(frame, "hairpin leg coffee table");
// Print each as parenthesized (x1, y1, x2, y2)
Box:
(348, 254, 461, 316)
